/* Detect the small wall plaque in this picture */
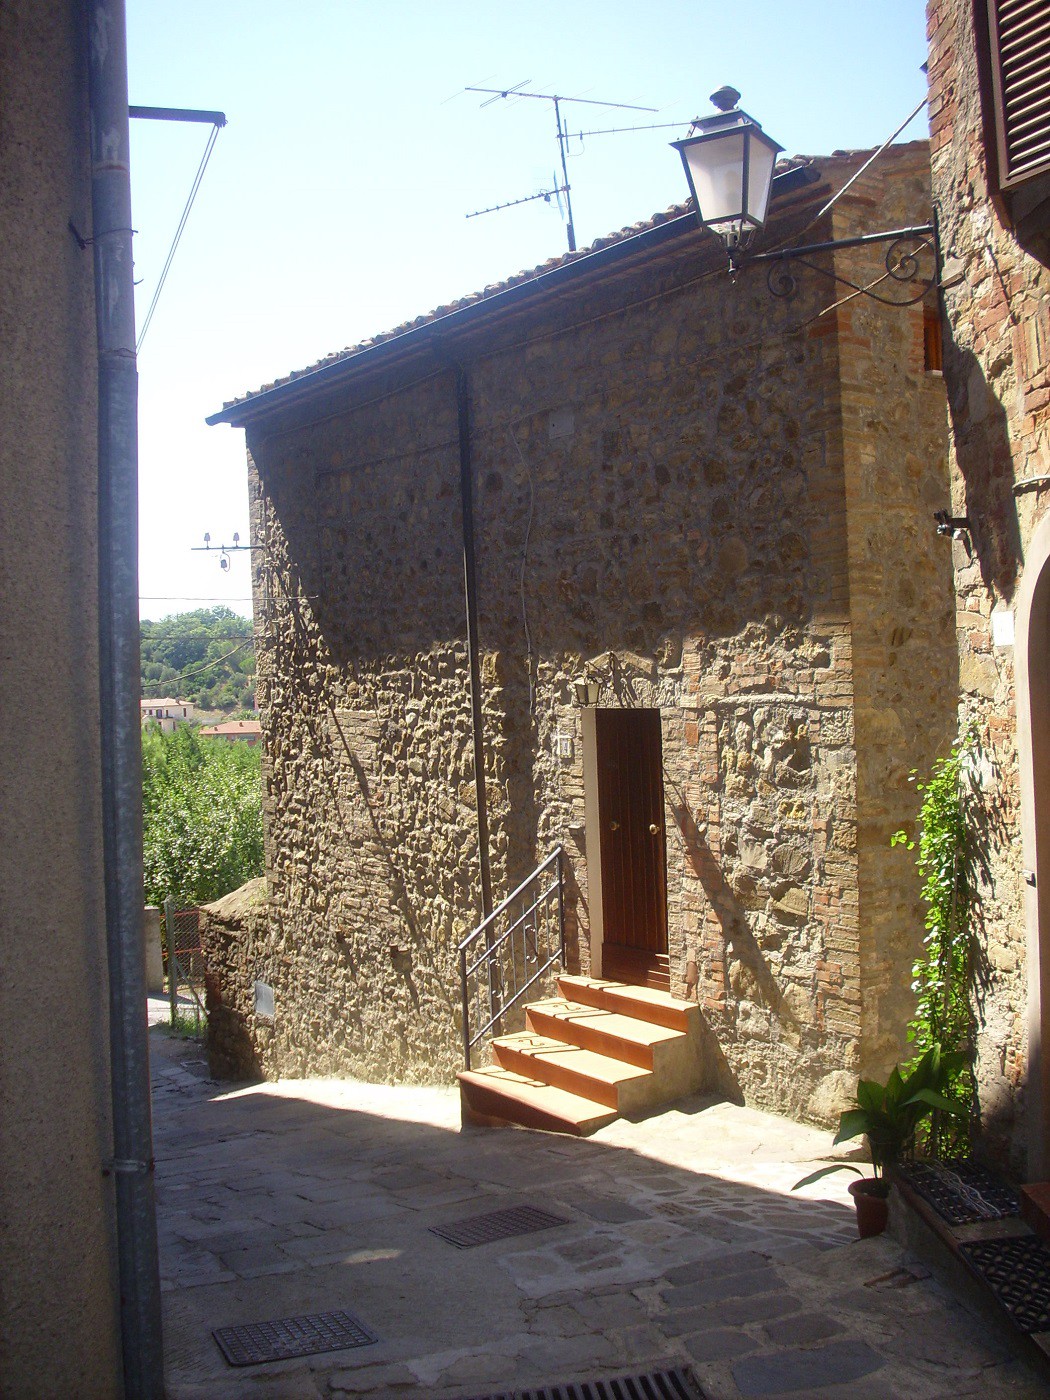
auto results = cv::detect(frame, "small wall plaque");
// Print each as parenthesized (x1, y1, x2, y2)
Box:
(254, 980, 275, 1021)
(992, 608, 1014, 647)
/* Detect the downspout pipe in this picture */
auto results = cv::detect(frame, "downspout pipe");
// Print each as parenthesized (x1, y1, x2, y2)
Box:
(449, 357, 493, 921)
(86, 2, 164, 1394)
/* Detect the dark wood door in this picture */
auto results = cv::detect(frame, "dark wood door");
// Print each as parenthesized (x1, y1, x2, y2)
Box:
(595, 708, 670, 991)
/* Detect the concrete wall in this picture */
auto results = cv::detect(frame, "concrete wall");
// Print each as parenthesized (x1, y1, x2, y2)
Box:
(206, 146, 955, 1127)
(0, 2, 122, 1393)
(927, 0, 1050, 1173)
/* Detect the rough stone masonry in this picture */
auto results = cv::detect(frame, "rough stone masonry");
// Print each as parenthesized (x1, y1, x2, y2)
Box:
(202, 141, 956, 1130)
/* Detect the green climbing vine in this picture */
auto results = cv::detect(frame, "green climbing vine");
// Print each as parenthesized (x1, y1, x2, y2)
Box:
(891, 729, 980, 1155)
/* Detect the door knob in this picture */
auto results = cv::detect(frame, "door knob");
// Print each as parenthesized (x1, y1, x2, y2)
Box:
(650, 822, 661, 835)
(610, 821, 620, 831)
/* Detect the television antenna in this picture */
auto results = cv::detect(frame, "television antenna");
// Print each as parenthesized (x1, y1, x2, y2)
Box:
(464, 83, 660, 252)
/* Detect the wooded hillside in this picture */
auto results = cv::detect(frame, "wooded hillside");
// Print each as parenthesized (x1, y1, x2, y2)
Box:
(141, 606, 255, 712)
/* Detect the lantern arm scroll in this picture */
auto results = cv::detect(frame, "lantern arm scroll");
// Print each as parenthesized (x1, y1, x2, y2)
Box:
(753, 225, 938, 305)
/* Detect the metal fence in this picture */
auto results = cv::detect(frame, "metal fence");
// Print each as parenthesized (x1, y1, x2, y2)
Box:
(162, 898, 207, 1033)
(458, 847, 565, 1070)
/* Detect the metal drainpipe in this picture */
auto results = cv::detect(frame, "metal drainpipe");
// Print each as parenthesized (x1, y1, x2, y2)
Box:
(452, 361, 494, 921)
(86, 1, 164, 1393)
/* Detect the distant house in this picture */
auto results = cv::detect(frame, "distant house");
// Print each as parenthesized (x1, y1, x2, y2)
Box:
(199, 719, 262, 745)
(140, 698, 196, 732)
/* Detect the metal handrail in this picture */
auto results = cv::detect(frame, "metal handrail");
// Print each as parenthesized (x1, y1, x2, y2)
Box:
(463, 877, 560, 978)
(458, 846, 565, 1069)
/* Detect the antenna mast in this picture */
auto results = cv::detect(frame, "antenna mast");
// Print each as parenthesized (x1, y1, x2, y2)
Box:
(465, 84, 657, 252)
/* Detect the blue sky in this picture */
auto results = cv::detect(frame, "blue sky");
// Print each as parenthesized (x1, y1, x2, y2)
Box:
(127, 0, 930, 620)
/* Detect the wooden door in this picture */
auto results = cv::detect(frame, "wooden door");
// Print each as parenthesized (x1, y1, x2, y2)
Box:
(595, 708, 669, 990)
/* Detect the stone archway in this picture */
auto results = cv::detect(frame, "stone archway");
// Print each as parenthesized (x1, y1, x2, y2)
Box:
(1016, 510, 1050, 1179)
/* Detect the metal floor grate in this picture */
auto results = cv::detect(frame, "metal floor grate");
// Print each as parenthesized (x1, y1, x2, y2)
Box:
(456, 1364, 705, 1399)
(213, 1309, 378, 1366)
(959, 1235, 1050, 1332)
(896, 1158, 1019, 1226)
(430, 1203, 571, 1249)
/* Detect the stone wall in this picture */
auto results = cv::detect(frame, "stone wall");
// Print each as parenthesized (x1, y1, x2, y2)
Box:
(221, 144, 955, 1125)
(927, 0, 1050, 1170)
(0, 1, 123, 1392)
(201, 878, 271, 1079)
(830, 144, 959, 1080)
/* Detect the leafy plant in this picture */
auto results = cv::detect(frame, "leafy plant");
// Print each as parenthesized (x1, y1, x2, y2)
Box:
(891, 731, 980, 1153)
(163, 1008, 206, 1040)
(794, 1045, 968, 1194)
(142, 723, 263, 908)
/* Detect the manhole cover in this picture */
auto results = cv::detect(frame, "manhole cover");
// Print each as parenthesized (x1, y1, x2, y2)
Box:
(456, 1364, 705, 1399)
(213, 1309, 378, 1366)
(897, 1158, 1019, 1225)
(430, 1204, 570, 1249)
(959, 1235, 1050, 1331)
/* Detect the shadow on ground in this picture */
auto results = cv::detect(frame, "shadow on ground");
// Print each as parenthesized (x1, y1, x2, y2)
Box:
(150, 1030, 1043, 1400)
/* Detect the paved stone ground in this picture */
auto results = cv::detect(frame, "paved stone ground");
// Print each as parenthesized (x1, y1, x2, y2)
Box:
(151, 1029, 1048, 1399)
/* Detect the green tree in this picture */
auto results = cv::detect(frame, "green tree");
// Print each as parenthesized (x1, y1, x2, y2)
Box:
(142, 723, 263, 907)
(140, 607, 255, 712)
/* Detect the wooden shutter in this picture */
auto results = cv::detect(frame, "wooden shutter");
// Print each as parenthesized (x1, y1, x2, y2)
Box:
(985, 0, 1050, 188)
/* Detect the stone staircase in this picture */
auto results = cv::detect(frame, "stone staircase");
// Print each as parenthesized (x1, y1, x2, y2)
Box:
(457, 974, 705, 1136)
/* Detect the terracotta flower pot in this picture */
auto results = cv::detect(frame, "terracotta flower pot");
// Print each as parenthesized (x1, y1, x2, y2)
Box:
(848, 1177, 890, 1237)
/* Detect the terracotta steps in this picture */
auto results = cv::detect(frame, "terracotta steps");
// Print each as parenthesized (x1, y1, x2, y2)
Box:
(457, 1065, 618, 1135)
(458, 975, 705, 1136)
(558, 974, 699, 1033)
(487, 1031, 653, 1112)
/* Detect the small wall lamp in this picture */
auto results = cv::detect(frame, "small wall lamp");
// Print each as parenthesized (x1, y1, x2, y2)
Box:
(934, 510, 972, 539)
(573, 676, 601, 707)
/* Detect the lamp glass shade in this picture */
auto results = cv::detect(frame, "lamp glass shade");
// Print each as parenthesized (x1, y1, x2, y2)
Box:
(745, 128, 780, 232)
(674, 114, 783, 250)
(683, 130, 746, 233)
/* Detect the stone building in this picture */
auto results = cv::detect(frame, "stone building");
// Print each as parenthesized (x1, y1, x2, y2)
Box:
(926, 0, 1050, 1175)
(207, 140, 956, 1126)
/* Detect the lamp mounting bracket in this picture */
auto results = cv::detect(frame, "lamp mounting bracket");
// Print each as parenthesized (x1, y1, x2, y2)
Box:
(753, 224, 937, 305)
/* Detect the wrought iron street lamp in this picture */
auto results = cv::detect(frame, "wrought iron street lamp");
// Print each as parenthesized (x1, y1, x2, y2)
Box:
(671, 86, 783, 269)
(673, 87, 940, 309)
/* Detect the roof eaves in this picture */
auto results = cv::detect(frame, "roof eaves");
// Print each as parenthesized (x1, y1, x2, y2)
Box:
(207, 163, 822, 431)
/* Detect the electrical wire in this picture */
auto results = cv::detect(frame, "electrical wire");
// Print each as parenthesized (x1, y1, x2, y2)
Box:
(759, 93, 930, 261)
(142, 634, 251, 643)
(136, 121, 222, 352)
(789, 238, 935, 331)
(140, 639, 252, 695)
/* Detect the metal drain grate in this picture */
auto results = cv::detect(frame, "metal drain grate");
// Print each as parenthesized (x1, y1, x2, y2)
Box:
(897, 1158, 1019, 1225)
(430, 1204, 571, 1249)
(213, 1309, 378, 1366)
(456, 1364, 705, 1399)
(959, 1235, 1050, 1332)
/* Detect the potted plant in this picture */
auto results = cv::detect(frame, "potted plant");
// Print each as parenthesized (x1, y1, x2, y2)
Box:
(794, 1044, 968, 1237)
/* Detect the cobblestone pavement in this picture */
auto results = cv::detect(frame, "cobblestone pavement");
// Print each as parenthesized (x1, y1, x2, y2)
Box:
(151, 1030, 1048, 1399)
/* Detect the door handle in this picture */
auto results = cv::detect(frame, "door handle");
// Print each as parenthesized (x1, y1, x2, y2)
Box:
(650, 823, 661, 835)
(610, 821, 620, 831)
